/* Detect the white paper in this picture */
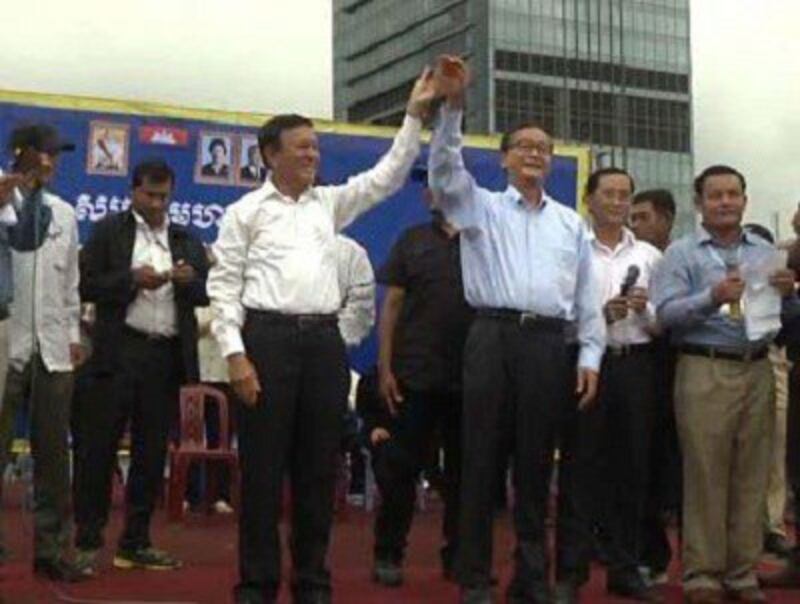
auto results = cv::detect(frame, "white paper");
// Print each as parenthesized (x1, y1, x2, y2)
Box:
(742, 249, 787, 341)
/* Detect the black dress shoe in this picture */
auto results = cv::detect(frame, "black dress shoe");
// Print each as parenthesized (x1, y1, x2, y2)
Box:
(33, 558, 90, 582)
(460, 587, 492, 604)
(553, 582, 579, 604)
(764, 532, 792, 558)
(294, 591, 331, 604)
(373, 558, 403, 587)
(235, 593, 268, 604)
(608, 575, 664, 602)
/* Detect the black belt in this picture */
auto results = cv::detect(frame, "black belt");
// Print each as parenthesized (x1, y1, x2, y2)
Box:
(476, 308, 567, 333)
(122, 324, 179, 344)
(0, 304, 8, 321)
(606, 342, 655, 358)
(246, 309, 338, 329)
(678, 343, 768, 363)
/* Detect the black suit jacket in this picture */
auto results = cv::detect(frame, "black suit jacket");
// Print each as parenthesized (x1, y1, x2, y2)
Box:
(79, 210, 209, 382)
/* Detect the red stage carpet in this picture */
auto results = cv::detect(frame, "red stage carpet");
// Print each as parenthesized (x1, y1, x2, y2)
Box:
(0, 487, 796, 603)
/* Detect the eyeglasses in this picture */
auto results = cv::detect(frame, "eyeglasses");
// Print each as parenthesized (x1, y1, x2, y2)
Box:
(507, 141, 552, 156)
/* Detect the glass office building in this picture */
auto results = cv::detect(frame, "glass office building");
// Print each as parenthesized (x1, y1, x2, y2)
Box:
(334, 0, 694, 232)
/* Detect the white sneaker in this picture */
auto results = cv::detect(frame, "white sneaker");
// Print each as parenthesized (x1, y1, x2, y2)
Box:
(213, 499, 234, 514)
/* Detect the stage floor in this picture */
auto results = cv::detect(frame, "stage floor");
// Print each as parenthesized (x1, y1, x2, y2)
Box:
(0, 486, 795, 603)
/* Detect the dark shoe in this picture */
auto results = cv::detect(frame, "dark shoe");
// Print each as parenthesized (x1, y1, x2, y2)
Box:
(683, 588, 723, 604)
(74, 548, 100, 577)
(553, 582, 579, 604)
(294, 592, 330, 604)
(727, 587, 768, 603)
(764, 533, 792, 558)
(507, 584, 551, 604)
(233, 586, 274, 604)
(33, 558, 91, 582)
(113, 547, 182, 570)
(460, 587, 491, 604)
(608, 575, 664, 602)
(372, 558, 403, 587)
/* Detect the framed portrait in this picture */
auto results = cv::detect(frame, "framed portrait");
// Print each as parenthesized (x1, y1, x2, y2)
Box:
(86, 121, 130, 177)
(195, 131, 235, 185)
(236, 135, 267, 187)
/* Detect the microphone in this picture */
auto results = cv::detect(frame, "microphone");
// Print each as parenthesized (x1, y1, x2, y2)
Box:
(620, 265, 640, 296)
(724, 258, 742, 319)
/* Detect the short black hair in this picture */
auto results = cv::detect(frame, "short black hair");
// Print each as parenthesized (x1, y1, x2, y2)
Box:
(694, 165, 747, 197)
(632, 189, 676, 219)
(743, 223, 775, 244)
(585, 167, 635, 196)
(258, 114, 314, 153)
(499, 121, 551, 153)
(132, 159, 175, 189)
(208, 137, 227, 154)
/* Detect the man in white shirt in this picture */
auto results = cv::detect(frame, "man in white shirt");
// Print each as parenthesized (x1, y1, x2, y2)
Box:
(73, 159, 208, 575)
(586, 168, 663, 602)
(0, 124, 86, 581)
(208, 68, 436, 604)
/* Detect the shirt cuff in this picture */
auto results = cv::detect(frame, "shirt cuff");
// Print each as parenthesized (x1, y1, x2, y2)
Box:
(401, 113, 423, 137)
(217, 327, 245, 358)
(0, 203, 17, 226)
(578, 346, 603, 372)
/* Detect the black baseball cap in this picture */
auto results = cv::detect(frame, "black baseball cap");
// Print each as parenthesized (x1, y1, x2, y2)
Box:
(8, 124, 75, 156)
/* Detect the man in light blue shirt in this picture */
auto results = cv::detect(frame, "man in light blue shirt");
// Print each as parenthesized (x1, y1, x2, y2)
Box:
(427, 57, 605, 604)
(652, 165, 796, 604)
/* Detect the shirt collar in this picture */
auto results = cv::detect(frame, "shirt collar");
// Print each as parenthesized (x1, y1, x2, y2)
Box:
(504, 184, 552, 211)
(695, 224, 755, 247)
(259, 176, 315, 204)
(132, 210, 170, 242)
(589, 226, 637, 253)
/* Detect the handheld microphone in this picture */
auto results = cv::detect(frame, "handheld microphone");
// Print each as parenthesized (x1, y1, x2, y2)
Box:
(620, 265, 640, 296)
(724, 258, 742, 319)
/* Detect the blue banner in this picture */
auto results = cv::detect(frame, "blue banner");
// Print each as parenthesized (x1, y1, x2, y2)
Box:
(0, 93, 589, 374)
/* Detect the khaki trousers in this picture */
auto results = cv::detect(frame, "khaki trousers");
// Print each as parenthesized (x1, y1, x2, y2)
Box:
(765, 347, 789, 537)
(675, 353, 774, 592)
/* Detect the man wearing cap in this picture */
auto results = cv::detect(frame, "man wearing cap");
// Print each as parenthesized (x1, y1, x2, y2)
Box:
(370, 164, 472, 588)
(0, 124, 87, 581)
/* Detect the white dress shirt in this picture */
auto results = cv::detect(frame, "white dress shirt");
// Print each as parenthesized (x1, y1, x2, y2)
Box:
(125, 211, 178, 337)
(208, 114, 422, 357)
(8, 190, 80, 372)
(590, 227, 662, 347)
(335, 235, 375, 347)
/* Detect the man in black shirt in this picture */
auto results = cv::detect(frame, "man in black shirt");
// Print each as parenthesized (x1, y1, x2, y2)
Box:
(372, 173, 473, 587)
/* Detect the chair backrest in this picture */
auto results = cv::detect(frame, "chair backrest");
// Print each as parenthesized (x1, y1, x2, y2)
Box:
(178, 385, 232, 451)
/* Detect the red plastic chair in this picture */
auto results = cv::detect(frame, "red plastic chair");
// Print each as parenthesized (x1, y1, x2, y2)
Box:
(166, 385, 240, 521)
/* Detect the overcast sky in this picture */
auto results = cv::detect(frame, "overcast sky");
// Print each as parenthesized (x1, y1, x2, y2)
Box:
(692, 0, 800, 238)
(0, 1, 797, 235)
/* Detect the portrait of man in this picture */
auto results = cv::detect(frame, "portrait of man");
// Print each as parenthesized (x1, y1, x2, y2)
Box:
(237, 136, 267, 186)
(86, 122, 129, 177)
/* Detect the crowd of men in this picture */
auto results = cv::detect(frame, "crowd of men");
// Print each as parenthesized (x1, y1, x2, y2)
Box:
(1, 55, 800, 604)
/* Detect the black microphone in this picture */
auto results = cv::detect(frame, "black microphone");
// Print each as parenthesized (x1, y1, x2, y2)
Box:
(620, 265, 640, 296)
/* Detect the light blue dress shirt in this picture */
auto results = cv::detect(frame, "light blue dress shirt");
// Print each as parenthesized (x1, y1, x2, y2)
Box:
(427, 107, 606, 370)
(652, 226, 799, 349)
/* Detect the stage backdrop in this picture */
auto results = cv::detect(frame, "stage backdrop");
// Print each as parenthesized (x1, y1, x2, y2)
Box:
(0, 89, 591, 374)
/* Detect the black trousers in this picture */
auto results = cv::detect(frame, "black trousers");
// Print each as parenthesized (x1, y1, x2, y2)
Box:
(593, 348, 659, 581)
(640, 342, 680, 574)
(73, 331, 181, 551)
(372, 388, 461, 566)
(787, 360, 800, 544)
(235, 313, 349, 601)
(457, 316, 594, 594)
